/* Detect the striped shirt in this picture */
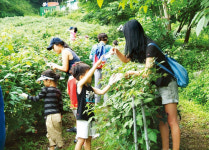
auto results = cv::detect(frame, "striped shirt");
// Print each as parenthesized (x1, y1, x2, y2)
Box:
(27, 86, 63, 116)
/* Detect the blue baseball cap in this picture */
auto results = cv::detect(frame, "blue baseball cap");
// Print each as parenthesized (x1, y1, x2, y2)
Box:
(47, 37, 63, 50)
(69, 26, 73, 30)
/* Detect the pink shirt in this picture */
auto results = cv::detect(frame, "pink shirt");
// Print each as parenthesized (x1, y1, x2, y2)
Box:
(70, 31, 76, 41)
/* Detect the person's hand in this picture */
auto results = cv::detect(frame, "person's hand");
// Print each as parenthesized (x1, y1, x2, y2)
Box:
(109, 48, 115, 55)
(47, 62, 58, 70)
(111, 48, 118, 55)
(125, 71, 139, 79)
(117, 25, 123, 31)
(125, 70, 143, 79)
(108, 73, 123, 86)
(19, 93, 28, 100)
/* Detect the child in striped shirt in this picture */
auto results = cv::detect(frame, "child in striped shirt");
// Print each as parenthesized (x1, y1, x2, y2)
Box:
(19, 69, 64, 150)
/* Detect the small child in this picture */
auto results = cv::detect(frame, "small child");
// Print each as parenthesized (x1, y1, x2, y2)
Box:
(19, 69, 64, 150)
(69, 26, 77, 41)
(70, 56, 122, 150)
(66, 76, 78, 134)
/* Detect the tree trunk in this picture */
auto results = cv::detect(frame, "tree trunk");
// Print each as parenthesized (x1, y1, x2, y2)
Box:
(184, 12, 196, 44)
(184, 25, 191, 44)
(162, 0, 171, 31)
(175, 12, 188, 36)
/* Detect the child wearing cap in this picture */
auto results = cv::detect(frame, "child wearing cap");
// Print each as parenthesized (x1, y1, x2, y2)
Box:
(19, 69, 64, 150)
(69, 27, 77, 41)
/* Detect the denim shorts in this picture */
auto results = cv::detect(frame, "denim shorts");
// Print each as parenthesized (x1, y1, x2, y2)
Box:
(157, 79, 179, 105)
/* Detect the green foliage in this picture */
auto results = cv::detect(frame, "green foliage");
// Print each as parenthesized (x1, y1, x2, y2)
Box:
(183, 67, 209, 109)
(1, 14, 209, 148)
(78, 0, 137, 25)
(0, 0, 37, 17)
(0, 16, 113, 139)
(191, 0, 209, 36)
(44, 10, 66, 18)
(0, 0, 69, 17)
(92, 53, 161, 149)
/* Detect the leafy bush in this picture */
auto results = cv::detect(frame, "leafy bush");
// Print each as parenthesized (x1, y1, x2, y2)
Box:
(0, 0, 37, 18)
(0, 16, 118, 140)
(1, 15, 209, 149)
(92, 52, 162, 149)
(78, 0, 137, 25)
(183, 67, 209, 109)
(44, 10, 66, 18)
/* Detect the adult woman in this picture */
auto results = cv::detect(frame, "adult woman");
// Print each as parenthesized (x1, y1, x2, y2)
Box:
(47, 37, 80, 74)
(47, 37, 80, 134)
(112, 20, 180, 150)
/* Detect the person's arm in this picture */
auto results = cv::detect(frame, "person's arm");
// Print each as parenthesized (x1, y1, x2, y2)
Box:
(19, 87, 47, 101)
(142, 57, 155, 77)
(77, 56, 104, 94)
(113, 48, 130, 63)
(49, 49, 73, 72)
(92, 85, 111, 95)
(125, 57, 155, 78)
(92, 73, 123, 95)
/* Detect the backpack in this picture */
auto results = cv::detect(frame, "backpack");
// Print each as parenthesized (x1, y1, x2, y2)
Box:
(93, 44, 106, 69)
(148, 43, 189, 88)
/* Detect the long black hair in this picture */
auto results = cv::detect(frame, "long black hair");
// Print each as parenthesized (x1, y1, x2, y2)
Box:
(123, 19, 147, 63)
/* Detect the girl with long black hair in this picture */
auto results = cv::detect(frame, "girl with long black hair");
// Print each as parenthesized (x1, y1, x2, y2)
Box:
(112, 19, 180, 150)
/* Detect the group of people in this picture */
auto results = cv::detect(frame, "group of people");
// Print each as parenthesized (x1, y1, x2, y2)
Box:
(19, 19, 180, 150)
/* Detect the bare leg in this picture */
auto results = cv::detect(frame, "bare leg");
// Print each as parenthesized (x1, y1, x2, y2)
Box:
(159, 121, 169, 150)
(165, 103, 180, 150)
(84, 136, 92, 150)
(49, 146, 55, 150)
(75, 138, 85, 150)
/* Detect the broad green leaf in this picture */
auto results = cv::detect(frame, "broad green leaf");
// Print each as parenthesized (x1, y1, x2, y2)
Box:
(136, 114, 143, 126)
(9, 101, 15, 105)
(196, 16, 205, 36)
(204, 14, 209, 27)
(148, 129, 158, 143)
(97, 0, 104, 8)
(143, 98, 153, 103)
(143, 5, 148, 14)
(201, 0, 209, 6)
(4, 73, 15, 79)
(170, 0, 175, 3)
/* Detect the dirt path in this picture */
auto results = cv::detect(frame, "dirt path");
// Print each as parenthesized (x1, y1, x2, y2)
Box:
(179, 99, 209, 150)
(180, 113, 209, 150)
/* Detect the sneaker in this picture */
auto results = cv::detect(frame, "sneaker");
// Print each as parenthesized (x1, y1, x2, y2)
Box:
(66, 127, 77, 133)
(74, 139, 77, 143)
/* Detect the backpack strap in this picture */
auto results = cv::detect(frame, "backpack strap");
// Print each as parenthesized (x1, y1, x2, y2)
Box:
(148, 43, 175, 77)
